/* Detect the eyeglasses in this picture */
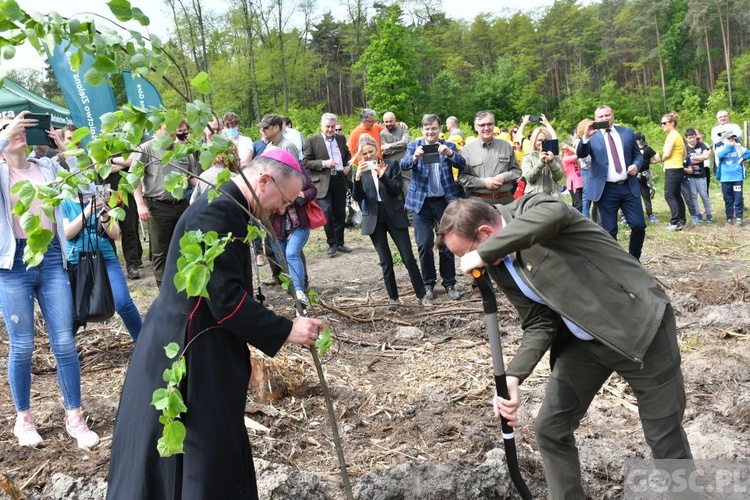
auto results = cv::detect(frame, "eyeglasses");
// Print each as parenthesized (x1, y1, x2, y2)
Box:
(335, 128, 343, 132)
(476, 122, 495, 128)
(269, 175, 294, 209)
(660, 122, 670, 126)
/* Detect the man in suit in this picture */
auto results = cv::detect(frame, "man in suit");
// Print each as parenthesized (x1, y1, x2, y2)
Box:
(303, 112, 353, 256)
(576, 105, 645, 260)
(438, 196, 692, 500)
(400, 114, 467, 302)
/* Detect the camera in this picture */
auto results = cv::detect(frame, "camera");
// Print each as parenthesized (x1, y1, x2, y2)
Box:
(592, 121, 610, 130)
(529, 115, 541, 122)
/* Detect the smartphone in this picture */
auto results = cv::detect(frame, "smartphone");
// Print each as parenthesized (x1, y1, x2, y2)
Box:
(529, 115, 541, 122)
(24, 113, 56, 147)
(541, 139, 559, 156)
(592, 121, 610, 130)
(359, 160, 378, 172)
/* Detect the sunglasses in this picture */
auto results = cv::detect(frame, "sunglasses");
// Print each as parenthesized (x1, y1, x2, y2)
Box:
(660, 122, 670, 126)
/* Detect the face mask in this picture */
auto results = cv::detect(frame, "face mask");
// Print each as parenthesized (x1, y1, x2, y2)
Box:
(223, 128, 239, 139)
(176, 132, 189, 141)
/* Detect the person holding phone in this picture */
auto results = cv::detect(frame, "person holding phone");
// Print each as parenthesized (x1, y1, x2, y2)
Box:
(576, 105, 645, 261)
(0, 111, 99, 449)
(62, 189, 143, 341)
(353, 135, 425, 311)
(521, 126, 564, 197)
(514, 114, 557, 161)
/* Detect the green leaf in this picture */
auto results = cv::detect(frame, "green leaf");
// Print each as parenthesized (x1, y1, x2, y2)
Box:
(185, 264, 210, 298)
(131, 7, 150, 26)
(164, 342, 180, 359)
(245, 225, 263, 243)
(150, 388, 170, 410)
(190, 72, 211, 95)
(279, 274, 291, 291)
(207, 188, 220, 203)
(173, 357, 186, 383)
(71, 126, 91, 145)
(11, 180, 36, 208)
(316, 327, 333, 355)
(107, 0, 134, 21)
(97, 162, 113, 181)
(1, 45, 16, 60)
(84, 67, 106, 87)
(19, 211, 41, 235)
(157, 419, 186, 457)
(307, 289, 319, 307)
(0, 0, 25, 21)
(165, 389, 188, 417)
(92, 54, 118, 74)
(163, 171, 187, 201)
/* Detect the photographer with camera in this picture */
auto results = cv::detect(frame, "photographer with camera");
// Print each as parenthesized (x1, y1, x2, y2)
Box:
(62, 187, 142, 342)
(353, 136, 425, 311)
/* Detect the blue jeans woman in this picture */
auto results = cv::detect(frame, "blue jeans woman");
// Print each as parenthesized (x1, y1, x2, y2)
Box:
(0, 112, 99, 448)
(269, 167, 317, 305)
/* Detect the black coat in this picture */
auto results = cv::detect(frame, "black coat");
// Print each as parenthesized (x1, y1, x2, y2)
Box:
(107, 182, 293, 500)
(353, 159, 408, 236)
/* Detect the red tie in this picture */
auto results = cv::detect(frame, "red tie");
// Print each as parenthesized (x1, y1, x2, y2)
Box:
(606, 129, 623, 174)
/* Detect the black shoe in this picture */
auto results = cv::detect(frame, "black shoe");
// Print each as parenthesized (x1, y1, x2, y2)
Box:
(337, 245, 352, 254)
(327, 245, 337, 256)
(127, 267, 141, 280)
(424, 286, 435, 302)
(446, 286, 460, 300)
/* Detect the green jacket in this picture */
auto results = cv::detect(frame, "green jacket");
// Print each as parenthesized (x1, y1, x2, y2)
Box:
(478, 194, 669, 382)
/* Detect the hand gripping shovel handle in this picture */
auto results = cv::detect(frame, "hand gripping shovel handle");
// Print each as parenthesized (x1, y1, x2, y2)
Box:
(472, 268, 533, 499)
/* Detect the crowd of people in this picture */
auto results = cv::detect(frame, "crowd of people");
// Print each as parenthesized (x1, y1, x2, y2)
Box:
(1, 101, 745, 498)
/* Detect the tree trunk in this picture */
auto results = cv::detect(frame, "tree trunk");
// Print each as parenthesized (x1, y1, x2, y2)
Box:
(241, 0, 261, 121)
(704, 28, 714, 93)
(654, 13, 668, 114)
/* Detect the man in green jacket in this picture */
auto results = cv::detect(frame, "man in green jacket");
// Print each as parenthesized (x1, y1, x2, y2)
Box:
(437, 195, 692, 499)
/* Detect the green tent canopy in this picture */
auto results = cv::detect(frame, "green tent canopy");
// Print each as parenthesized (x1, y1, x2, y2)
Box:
(0, 78, 72, 129)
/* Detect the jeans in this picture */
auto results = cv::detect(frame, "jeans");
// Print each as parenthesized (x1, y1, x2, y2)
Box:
(664, 169, 686, 225)
(721, 181, 744, 220)
(688, 177, 712, 220)
(106, 259, 142, 341)
(272, 226, 310, 294)
(0, 240, 81, 411)
(412, 197, 456, 289)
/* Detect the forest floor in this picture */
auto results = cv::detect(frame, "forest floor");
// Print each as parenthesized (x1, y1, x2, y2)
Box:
(0, 210, 749, 499)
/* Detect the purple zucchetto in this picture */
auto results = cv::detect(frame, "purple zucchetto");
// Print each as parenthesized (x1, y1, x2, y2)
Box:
(259, 147, 303, 173)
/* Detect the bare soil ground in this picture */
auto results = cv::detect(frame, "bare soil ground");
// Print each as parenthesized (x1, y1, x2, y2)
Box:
(1, 220, 749, 499)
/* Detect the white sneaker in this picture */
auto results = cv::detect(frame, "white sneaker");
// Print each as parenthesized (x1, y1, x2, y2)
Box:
(14, 412, 43, 447)
(295, 290, 308, 307)
(66, 413, 99, 449)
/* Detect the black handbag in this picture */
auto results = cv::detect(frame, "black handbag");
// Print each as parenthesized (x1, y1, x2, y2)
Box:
(70, 194, 115, 326)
